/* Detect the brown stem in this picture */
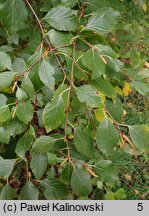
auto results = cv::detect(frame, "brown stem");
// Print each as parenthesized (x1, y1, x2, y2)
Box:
(34, 39, 44, 53)
(64, 42, 76, 161)
(25, 1, 45, 38)
(49, 43, 71, 52)
(25, 160, 29, 180)
(25, 0, 67, 79)
(83, 39, 93, 48)
(28, 56, 42, 70)
(25, 0, 52, 49)
(60, 157, 69, 167)
(104, 108, 120, 130)
(78, 1, 87, 24)
(54, 54, 67, 82)
(83, 39, 108, 64)
(104, 108, 136, 149)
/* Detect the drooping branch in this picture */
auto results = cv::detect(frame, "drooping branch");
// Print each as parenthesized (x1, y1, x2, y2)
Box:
(24, 0, 67, 79)
(24, 0, 52, 49)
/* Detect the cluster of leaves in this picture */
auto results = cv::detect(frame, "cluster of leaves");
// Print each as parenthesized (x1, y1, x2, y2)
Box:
(0, 0, 148, 200)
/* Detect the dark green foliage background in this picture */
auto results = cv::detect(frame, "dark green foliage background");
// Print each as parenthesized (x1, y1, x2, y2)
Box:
(0, 0, 148, 200)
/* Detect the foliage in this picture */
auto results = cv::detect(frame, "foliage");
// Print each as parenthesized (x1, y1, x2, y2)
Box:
(0, 0, 148, 200)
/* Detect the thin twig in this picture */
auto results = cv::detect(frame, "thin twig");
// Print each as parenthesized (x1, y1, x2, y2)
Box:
(24, 56, 43, 76)
(25, 0, 67, 79)
(83, 39, 92, 48)
(75, 61, 89, 77)
(25, 0, 52, 49)
(105, 108, 136, 149)
(34, 39, 44, 53)
(78, 1, 87, 24)
(83, 39, 108, 64)
(25, 0, 46, 40)
(64, 42, 76, 162)
(49, 43, 71, 52)
(54, 54, 67, 83)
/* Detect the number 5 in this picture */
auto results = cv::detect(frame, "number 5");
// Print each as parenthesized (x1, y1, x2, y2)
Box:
(137, 203, 143, 211)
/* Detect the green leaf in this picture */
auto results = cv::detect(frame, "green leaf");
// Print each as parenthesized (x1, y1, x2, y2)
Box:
(130, 48, 140, 67)
(0, 0, 28, 33)
(43, 178, 69, 199)
(19, 181, 39, 200)
(105, 98, 123, 121)
(12, 58, 26, 74)
(16, 87, 28, 101)
(0, 72, 15, 91)
(0, 94, 7, 106)
(76, 85, 102, 108)
(85, 9, 116, 35)
(97, 181, 103, 190)
(44, 6, 77, 31)
(95, 160, 112, 167)
(0, 0, 147, 200)
(131, 81, 149, 95)
(108, 58, 123, 72)
(32, 135, 56, 153)
(7, 35, 19, 45)
(115, 188, 126, 200)
(0, 127, 10, 144)
(21, 77, 35, 100)
(0, 106, 11, 123)
(99, 7, 121, 27)
(94, 44, 118, 58)
(47, 152, 57, 165)
(15, 131, 34, 161)
(90, 78, 116, 99)
(0, 51, 11, 70)
(74, 129, 94, 158)
(0, 45, 14, 52)
(60, 0, 78, 8)
(7, 118, 27, 136)
(81, 49, 105, 78)
(39, 60, 55, 89)
(0, 184, 16, 200)
(105, 191, 115, 200)
(62, 162, 73, 183)
(0, 157, 16, 179)
(86, 0, 125, 13)
(96, 118, 119, 155)
(27, 50, 43, 90)
(47, 29, 72, 55)
(40, 0, 53, 11)
(53, 84, 68, 99)
(30, 152, 48, 179)
(95, 163, 119, 184)
(129, 125, 149, 152)
(16, 101, 34, 124)
(43, 95, 66, 133)
(123, 143, 142, 156)
(138, 68, 149, 79)
(71, 168, 92, 196)
(93, 44, 123, 72)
